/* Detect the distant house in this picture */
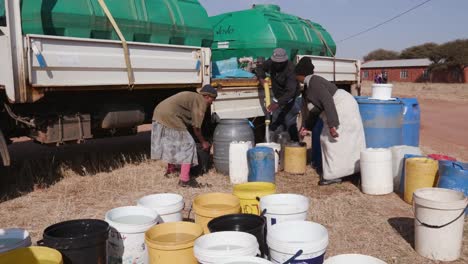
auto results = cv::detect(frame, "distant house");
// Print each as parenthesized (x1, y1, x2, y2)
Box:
(361, 58, 468, 83)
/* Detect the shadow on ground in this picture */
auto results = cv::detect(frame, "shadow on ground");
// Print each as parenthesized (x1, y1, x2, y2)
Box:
(388, 217, 415, 248)
(0, 132, 151, 202)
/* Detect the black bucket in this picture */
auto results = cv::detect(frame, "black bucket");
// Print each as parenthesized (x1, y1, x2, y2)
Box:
(208, 214, 268, 258)
(39, 219, 109, 264)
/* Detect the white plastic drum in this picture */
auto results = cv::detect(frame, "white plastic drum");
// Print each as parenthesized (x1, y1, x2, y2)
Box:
(360, 148, 393, 195)
(229, 141, 253, 184)
(137, 193, 184, 223)
(259, 194, 309, 228)
(390, 145, 421, 192)
(256, 143, 281, 173)
(371, 84, 393, 100)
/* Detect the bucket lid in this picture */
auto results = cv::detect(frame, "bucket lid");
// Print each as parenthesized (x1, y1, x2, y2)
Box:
(324, 254, 386, 264)
(194, 231, 259, 262)
(42, 219, 109, 249)
(207, 214, 265, 234)
(105, 206, 158, 233)
(220, 256, 273, 264)
(145, 222, 203, 251)
(137, 193, 184, 215)
(233, 182, 276, 199)
(0, 229, 31, 253)
(193, 193, 240, 217)
(260, 194, 309, 215)
(267, 221, 328, 254)
(413, 188, 468, 210)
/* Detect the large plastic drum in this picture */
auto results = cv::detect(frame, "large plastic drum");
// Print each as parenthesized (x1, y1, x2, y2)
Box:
(400, 98, 420, 147)
(356, 97, 404, 148)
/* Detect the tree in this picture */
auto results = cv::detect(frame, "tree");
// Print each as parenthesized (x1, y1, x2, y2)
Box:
(363, 49, 400, 61)
(400, 42, 439, 59)
(430, 39, 468, 82)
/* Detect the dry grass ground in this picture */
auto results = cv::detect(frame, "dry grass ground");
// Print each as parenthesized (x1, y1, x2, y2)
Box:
(0, 82, 467, 263)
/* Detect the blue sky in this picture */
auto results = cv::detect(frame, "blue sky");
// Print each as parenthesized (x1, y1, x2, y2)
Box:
(199, 0, 467, 60)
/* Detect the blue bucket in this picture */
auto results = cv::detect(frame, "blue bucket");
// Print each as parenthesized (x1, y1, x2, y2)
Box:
(247, 147, 275, 183)
(438, 161, 468, 198)
(400, 98, 420, 147)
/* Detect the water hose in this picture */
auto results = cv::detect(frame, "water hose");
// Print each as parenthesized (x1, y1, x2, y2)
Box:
(264, 78, 271, 143)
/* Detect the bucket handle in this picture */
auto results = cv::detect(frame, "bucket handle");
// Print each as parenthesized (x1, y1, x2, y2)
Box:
(414, 202, 468, 229)
(260, 208, 267, 217)
(36, 240, 45, 246)
(187, 204, 193, 221)
(282, 249, 303, 264)
(453, 163, 464, 170)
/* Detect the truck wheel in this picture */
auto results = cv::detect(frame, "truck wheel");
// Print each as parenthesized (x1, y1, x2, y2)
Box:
(0, 129, 10, 166)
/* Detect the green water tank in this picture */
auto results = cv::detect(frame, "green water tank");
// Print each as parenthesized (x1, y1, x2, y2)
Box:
(18, 0, 213, 47)
(210, 4, 336, 61)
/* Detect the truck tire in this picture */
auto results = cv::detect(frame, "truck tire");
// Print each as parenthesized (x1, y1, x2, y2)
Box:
(0, 129, 10, 166)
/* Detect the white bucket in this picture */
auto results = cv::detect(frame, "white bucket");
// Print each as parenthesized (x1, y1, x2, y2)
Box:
(390, 145, 421, 192)
(0, 228, 32, 254)
(260, 194, 309, 228)
(220, 256, 273, 264)
(360, 148, 393, 195)
(413, 188, 467, 261)
(256, 143, 281, 173)
(229, 141, 253, 184)
(194, 231, 259, 264)
(324, 254, 387, 264)
(105, 206, 159, 264)
(267, 221, 328, 264)
(371, 84, 393, 100)
(137, 193, 184, 223)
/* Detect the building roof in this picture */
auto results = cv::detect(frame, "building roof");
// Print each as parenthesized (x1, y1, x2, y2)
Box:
(362, 58, 432, 69)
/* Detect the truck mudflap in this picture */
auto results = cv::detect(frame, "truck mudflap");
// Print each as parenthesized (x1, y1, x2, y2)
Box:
(0, 129, 10, 166)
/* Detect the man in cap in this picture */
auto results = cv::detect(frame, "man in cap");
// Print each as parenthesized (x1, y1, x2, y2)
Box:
(256, 48, 300, 142)
(151, 85, 217, 188)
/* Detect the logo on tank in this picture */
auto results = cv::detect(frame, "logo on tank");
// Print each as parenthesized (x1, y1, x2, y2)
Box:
(216, 25, 235, 35)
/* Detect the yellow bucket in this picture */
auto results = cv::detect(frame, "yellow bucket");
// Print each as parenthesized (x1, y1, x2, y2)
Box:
(193, 193, 241, 233)
(404, 157, 439, 204)
(145, 222, 203, 264)
(0, 246, 63, 264)
(284, 143, 307, 174)
(233, 182, 276, 215)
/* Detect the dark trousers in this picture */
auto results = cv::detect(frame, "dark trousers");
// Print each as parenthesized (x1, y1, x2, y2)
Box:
(270, 98, 300, 142)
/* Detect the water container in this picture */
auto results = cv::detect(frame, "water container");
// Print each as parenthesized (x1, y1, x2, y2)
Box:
(20, 0, 213, 47)
(210, 4, 336, 61)
(404, 158, 439, 204)
(256, 143, 281, 172)
(273, 132, 291, 171)
(437, 161, 468, 198)
(232, 182, 276, 215)
(360, 148, 393, 195)
(247, 147, 275, 183)
(194, 232, 259, 264)
(284, 142, 307, 174)
(0, 229, 32, 254)
(267, 221, 328, 264)
(371, 84, 393, 100)
(413, 188, 467, 261)
(399, 154, 424, 194)
(324, 254, 386, 264)
(220, 257, 273, 264)
(356, 97, 404, 148)
(137, 193, 185, 223)
(428, 154, 457, 161)
(229, 141, 253, 184)
(0, 247, 63, 264)
(145, 222, 203, 264)
(260, 194, 309, 229)
(390, 146, 421, 192)
(39, 219, 109, 264)
(400, 98, 420, 146)
(193, 193, 241, 234)
(213, 119, 255, 175)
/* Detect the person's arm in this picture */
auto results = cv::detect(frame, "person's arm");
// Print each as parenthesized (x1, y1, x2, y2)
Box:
(314, 81, 340, 137)
(191, 97, 210, 150)
(255, 59, 272, 86)
(193, 127, 210, 151)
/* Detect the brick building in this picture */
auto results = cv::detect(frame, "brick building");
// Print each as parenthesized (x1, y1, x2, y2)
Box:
(361, 58, 468, 83)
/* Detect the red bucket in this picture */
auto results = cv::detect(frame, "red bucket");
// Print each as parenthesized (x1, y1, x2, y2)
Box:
(428, 154, 457, 161)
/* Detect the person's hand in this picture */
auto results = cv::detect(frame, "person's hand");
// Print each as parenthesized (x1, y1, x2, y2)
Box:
(267, 102, 279, 113)
(329, 127, 339, 138)
(201, 141, 211, 152)
(299, 127, 310, 137)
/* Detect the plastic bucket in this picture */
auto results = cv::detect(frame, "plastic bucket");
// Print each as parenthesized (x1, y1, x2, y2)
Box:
(193, 193, 241, 233)
(260, 194, 309, 228)
(145, 222, 203, 264)
(248, 147, 276, 183)
(371, 83, 393, 100)
(39, 219, 109, 264)
(0, 246, 63, 264)
(437, 161, 468, 209)
(390, 145, 421, 192)
(105, 206, 159, 264)
(194, 231, 259, 264)
(208, 214, 267, 258)
(0, 228, 32, 254)
(324, 254, 386, 263)
(256, 143, 281, 173)
(137, 193, 184, 223)
(229, 141, 253, 184)
(284, 143, 307, 174)
(220, 257, 273, 264)
(413, 188, 468, 261)
(404, 157, 438, 204)
(360, 148, 393, 195)
(427, 154, 457, 161)
(267, 221, 328, 264)
(233, 182, 276, 215)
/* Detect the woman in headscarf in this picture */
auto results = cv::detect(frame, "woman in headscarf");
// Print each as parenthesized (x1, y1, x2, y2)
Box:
(295, 57, 366, 185)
